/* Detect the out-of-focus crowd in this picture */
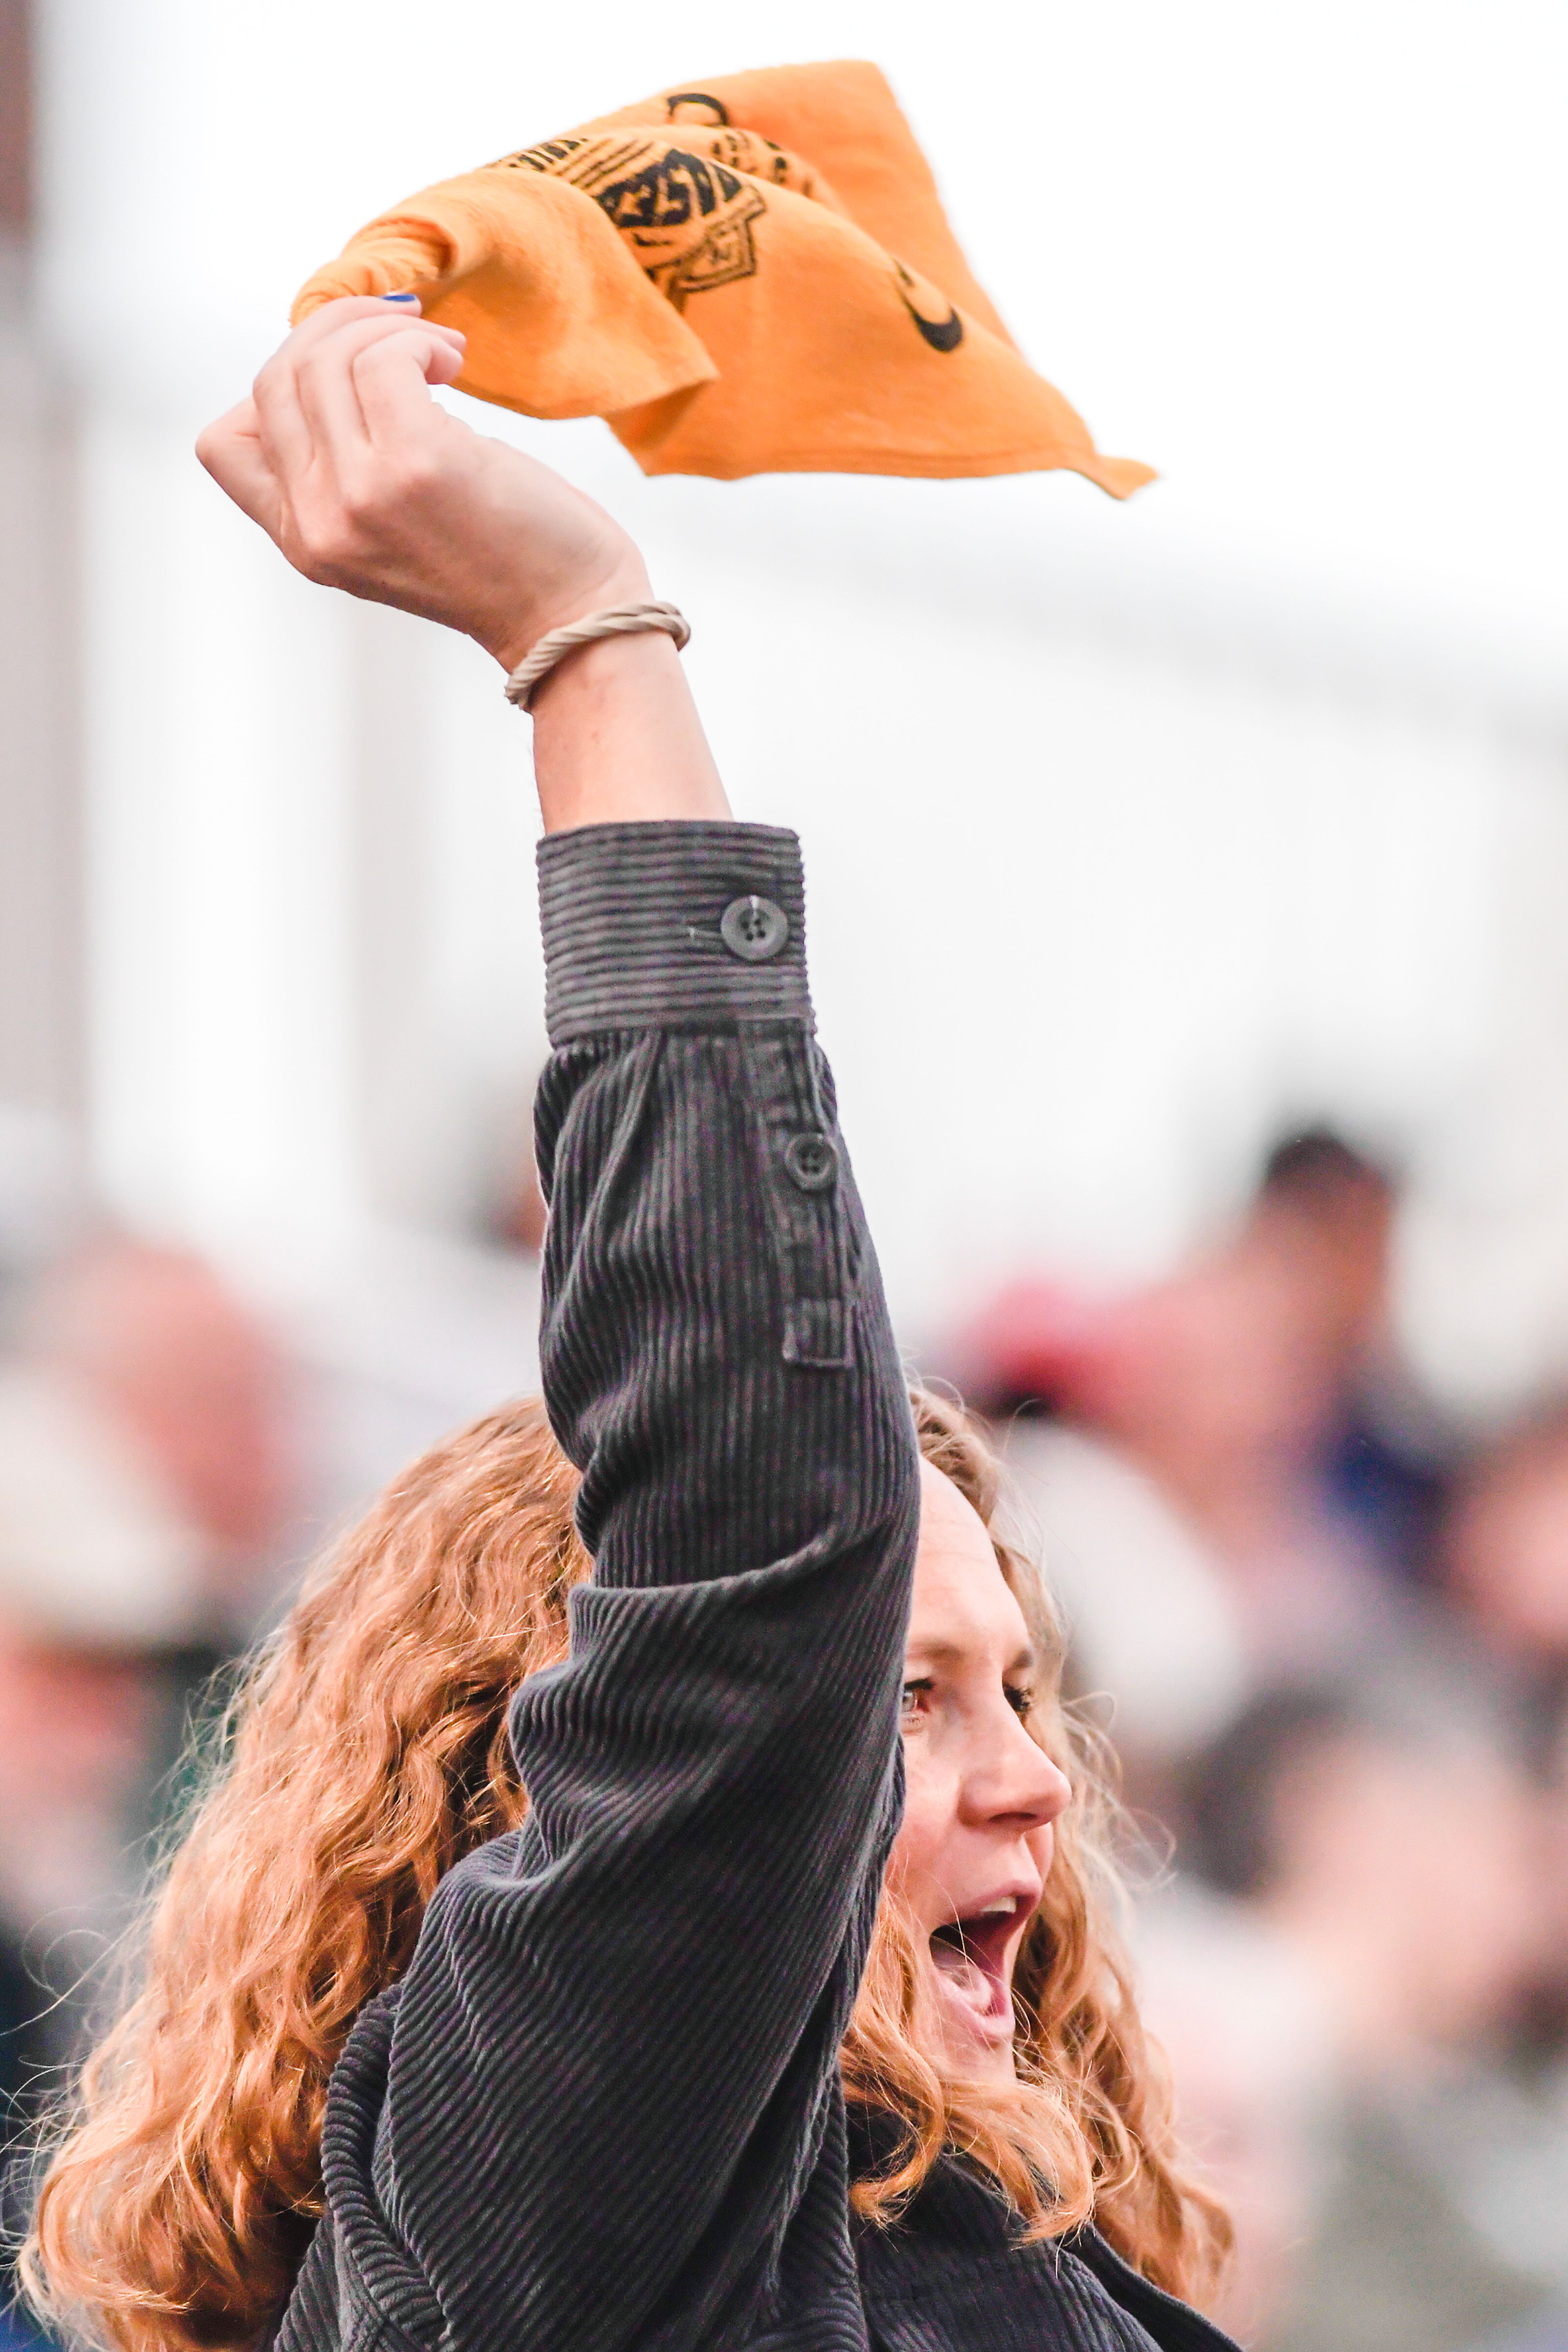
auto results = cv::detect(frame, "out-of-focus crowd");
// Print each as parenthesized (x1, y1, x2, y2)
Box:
(0, 1120, 293, 2349)
(0, 1108, 545, 2351)
(0, 1107, 1564, 2352)
(949, 1130, 1568, 2352)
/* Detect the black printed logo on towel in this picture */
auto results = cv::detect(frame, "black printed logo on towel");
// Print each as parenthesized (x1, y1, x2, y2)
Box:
(705, 126, 816, 193)
(497, 134, 767, 310)
(663, 89, 731, 126)
(893, 258, 964, 353)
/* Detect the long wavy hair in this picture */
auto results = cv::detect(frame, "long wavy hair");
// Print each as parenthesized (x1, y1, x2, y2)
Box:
(24, 1388, 1229, 2350)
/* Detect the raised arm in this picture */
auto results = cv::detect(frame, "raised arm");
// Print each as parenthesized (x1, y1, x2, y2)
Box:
(199, 300, 921, 2352)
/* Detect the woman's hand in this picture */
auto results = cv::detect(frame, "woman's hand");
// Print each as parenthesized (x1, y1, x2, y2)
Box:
(198, 295, 728, 831)
(196, 296, 649, 674)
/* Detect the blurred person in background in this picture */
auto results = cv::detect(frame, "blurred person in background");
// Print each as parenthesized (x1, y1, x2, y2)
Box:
(1178, 1680, 1548, 2352)
(1436, 1421, 1568, 2325)
(0, 1338, 189, 2346)
(0, 1195, 299, 2341)
(1445, 1401, 1568, 1771)
(963, 1125, 1568, 2350)
(17, 1234, 298, 1800)
(1249, 1129, 1447, 1590)
(1129, 1871, 1335, 2347)
(964, 1127, 1446, 1789)
(25, 1237, 294, 1617)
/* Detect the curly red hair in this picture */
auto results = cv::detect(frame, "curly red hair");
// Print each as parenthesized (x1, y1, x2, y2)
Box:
(25, 1389, 1227, 2350)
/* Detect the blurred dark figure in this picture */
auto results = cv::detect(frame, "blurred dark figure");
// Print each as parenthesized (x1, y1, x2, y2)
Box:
(1254, 1129, 1446, 1590)
(962, 1126, 1445, 1780)
(1251, 1130, 1393, 1353)
(1180, 1682, 1552, 2352)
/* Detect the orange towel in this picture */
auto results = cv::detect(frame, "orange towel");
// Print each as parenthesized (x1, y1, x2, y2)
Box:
(292, 60, 1152, 495)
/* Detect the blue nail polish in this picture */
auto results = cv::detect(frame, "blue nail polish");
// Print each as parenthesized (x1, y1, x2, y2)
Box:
(381, 291, 420, 304)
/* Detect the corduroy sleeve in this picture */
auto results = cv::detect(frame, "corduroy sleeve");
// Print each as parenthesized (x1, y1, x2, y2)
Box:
(308, 822, 919, 2352)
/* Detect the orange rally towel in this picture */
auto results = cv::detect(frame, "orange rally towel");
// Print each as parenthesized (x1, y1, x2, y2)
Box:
(292, 60, 1152, 494)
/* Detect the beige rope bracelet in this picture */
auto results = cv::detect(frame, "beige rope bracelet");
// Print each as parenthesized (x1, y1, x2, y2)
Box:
(503, 601, 692, 713)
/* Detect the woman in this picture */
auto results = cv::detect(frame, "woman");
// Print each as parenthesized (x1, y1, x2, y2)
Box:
(27, 298, 1234, 2352)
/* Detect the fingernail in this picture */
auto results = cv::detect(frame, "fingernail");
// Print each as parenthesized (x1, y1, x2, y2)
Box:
(381, 292, 420, 305)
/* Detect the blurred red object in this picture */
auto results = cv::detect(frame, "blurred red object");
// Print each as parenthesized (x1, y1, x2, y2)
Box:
(947, 1276, 1122, 1418)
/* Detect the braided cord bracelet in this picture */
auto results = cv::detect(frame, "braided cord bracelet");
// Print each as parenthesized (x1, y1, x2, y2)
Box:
(503, 601, 692, 712)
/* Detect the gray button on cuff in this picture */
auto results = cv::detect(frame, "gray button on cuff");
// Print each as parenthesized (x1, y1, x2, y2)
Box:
(719, 894, 790, 964)
(784, 1132, 839, 1193)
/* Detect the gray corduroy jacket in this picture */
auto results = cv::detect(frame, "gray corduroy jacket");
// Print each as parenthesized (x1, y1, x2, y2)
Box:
(269, 822, 1237, 2352)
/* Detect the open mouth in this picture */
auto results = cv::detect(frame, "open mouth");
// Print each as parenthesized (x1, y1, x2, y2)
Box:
(928, 1895, 1026, 2033)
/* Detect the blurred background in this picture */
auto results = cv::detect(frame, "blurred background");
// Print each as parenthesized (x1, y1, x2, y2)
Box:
(0, 1, 1565, 2345)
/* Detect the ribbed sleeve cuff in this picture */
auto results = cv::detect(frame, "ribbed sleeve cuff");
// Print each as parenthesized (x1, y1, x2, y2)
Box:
(537, 821, 812, 1045)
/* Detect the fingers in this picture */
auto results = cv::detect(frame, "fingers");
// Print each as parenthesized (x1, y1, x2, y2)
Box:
(246, 291, 397, 485)
(278, 293, 466, 377)
(281, 292, 440, 356)
(346, 322, 467, 453)
(194, 398, 284, 541)
(250, 341, 316, 494)
(251, 300, 413, 482)
(252, 297, 466, 495)
(296, 311, 466, 465)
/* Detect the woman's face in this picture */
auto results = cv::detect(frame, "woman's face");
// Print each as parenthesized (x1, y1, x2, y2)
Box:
(890, 1461, 1072, 2082)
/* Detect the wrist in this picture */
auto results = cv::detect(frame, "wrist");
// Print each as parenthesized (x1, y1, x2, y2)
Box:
(529, 628, 729, 832)
(486, 553, 653, 679)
